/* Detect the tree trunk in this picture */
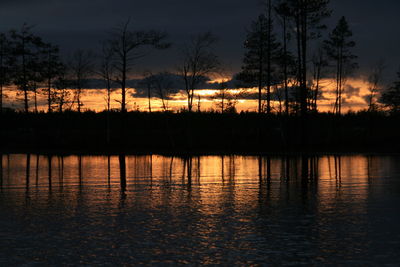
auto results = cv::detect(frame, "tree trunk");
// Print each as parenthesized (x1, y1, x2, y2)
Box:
(266, 0, 272, 115)
(283, 16, 289, 115)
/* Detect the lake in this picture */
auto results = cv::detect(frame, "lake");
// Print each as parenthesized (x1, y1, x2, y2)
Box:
(1, 154, 400, 265)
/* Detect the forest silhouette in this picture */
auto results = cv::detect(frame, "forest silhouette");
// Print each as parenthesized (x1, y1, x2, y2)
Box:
(0, 0, 399, 153)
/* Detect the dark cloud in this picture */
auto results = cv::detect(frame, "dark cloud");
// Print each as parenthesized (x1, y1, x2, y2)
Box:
(0, 0, 399, 78)
(345, 85, 361, 98)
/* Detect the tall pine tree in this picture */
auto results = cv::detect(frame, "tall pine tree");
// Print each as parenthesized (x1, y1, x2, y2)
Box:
(380, 69, 400, 113)
(285, 0, 331, 116)
(237, 1, 281, 114)
(324, 16, 357, 115)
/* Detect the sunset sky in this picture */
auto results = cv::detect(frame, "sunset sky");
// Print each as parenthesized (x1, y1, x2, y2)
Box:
(0, 0, 399, 112)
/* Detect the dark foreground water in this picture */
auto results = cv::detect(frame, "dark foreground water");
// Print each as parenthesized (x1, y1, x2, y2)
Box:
(1, 154, 400, 265)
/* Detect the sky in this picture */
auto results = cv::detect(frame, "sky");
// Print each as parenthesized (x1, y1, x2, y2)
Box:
(0, 0, 399, 81)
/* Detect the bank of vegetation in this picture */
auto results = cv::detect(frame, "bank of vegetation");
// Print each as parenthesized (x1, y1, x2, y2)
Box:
(0, 110, 399, 153)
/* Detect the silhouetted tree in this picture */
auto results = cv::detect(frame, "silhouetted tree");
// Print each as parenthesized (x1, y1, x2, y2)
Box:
(0, 153, 2, 189)
(237, 7, 281, 114)
(53, 73, 72, 112)
(380, 69, 400, 113)
(98, 42, 115, 112)
(197, 94, 201, 112)
(273, 84, 285, 114)
(108, 19, 170, 112)
(141, 71, 155, 112)
(0, 33, 11, 113)
(119, 154, 126, 191)
(213, 81, 239, 113)
(10, 24, 46, 113)
(179, 32, 219, 112)
(324, 16, 357, 114)
(310, 46, 328, 111)
(69, 49, 94, 112)
(141, 71, 175, 112)
(41, 43, 65, 113)
(275, 0, 294, 114)
(285, 0, 331, 116)
(366, 60, 385, 112)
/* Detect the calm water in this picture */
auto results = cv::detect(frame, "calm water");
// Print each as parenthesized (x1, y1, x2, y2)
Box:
(1, 154, 400, 265)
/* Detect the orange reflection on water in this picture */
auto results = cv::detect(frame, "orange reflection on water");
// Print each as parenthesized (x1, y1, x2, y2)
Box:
(0, 154, 380, 217)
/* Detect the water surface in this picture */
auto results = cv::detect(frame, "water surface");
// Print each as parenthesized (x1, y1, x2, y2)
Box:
(1, 154, 399, 265)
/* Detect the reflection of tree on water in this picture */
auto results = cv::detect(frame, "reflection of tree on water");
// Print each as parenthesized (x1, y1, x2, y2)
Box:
(0, 153, 3, 190)
(180, 156, 202, 188)
(335, 156, 342, 188)
(301, 155, 309, 191)
(221, 155, 225, 183)
(24, 154, 32, 205)
(327, 155, 342, 190)
(300, 156, 320, 205)
(169, 156, 174, 182)
(26, 154, 31, 191)
(257, 156, 321, 211)
(258, 156, 272, 207)
(7, 154, 10, 183)
(58, 156, 64, 191)
(196, 156, 200, 184)
(183, 157, 192, 189)
(35, 155, 40, 186)
(118, 154, 129, 210)
(48, 155, 52, 191)
(279, 156, 291, 201)
(78, 155, 82, 189)
(179, 156, 204, 204)
(220, 155, 236, 186)
(149, 154, 153, 188)
(119, 154, 126, 192)
(107, 155, 111, 187)
(220, 155, 236, 211)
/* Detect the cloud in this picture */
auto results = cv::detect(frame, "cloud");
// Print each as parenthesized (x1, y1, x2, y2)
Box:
(345, 84, 361, 98)
(0, 0, 399, 79)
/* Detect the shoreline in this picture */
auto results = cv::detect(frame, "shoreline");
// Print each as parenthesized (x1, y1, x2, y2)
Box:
(1, 111, 399, 156)
(1, 147, 399, 156)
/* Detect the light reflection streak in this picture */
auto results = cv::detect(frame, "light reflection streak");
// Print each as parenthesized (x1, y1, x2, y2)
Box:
(0, 154, 391, 220)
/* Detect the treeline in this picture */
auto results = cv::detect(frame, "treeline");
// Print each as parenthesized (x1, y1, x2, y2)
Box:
(0, 0, 399, 115)
(1, 110, 399, 153)
(235, 0, 399, 115)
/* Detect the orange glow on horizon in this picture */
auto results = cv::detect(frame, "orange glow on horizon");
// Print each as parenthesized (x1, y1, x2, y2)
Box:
(2, 77, 375, 113)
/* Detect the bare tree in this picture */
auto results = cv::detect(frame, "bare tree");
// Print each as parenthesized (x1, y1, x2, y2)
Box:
(98, 43, 115, 112)
(324, 16, 357, 115)
(179, 32, 219, 112)
(214, 81, 228, 113)
(108, 19, 170, 112)
(41, 43, 65, 113)
(69, 49, 94, 113)
(285, 0, 331, 116)
(0, 33, 11, 113)
(213, 81, 239, 113)
(236, 11, 281, 114)
(310, 46, 327, 111)
(142, 71, 154, 112)
(153, 72, 174, 112)
(53, 74, 72, 112)
(273, 84, 285, 114)
(366, 60, 385, 112)
(10, 23, 46, 113)
(275, 1, 292, 115)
